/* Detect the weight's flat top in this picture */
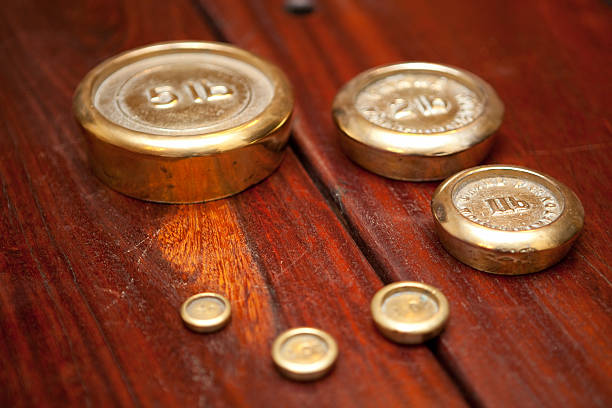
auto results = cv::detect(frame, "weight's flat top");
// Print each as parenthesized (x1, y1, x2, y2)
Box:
(382, 289, 440, 323)
(355, 72, 483, 134)
(95, 52, 273, 136)
(333, 62, 503, 156)
(74, 41, 292, 157)
(452, 174, 564, 231)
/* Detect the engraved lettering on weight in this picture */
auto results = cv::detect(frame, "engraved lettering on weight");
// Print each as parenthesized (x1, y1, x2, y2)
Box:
(187, 83, 205, 103)
(186, 81, 233, 103)
(355, 73, 484, 133)
(486, 196, 530, 214)
(453, 177, 563, 231)
(207, 84, 233, 100)
(148, 80, 234, 108)
(148, 86, 178, 109)
(391, 96, 451, 120)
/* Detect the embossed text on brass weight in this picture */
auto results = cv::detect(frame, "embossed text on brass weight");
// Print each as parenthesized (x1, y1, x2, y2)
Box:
(453, 176, 563, 231)
(355, 73, 483, 134)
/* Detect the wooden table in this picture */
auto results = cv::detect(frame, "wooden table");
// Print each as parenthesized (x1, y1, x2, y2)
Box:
(1, 0, 610, 406)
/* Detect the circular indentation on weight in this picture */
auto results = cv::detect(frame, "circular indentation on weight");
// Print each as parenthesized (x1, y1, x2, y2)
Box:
(186, 295, 226, 320)
(355, 72, 484, 134)
(381, 289, 439, 323)
(452, 174, 564, 231)
(116, 62, 251, 132)
(279, 333, 329, 364)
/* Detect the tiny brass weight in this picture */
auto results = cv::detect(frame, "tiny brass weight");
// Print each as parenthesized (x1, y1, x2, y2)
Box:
(180, 293, 231, 333)
(371, 281, 449, 344)
(73, 41, 293, 203)
(431, 165, 585, 275)
(271, 327, 338, 381)
(332, 62, 503, 181)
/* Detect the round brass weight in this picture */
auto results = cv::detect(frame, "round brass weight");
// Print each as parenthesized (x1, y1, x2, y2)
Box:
(180, 293, 232, 333)
(332, 62, 503, 181)
(431, 165, 584, 274)
(371, 281, 450, 344)
(73, 41, 293, 203)
(271, 327, 338, 381)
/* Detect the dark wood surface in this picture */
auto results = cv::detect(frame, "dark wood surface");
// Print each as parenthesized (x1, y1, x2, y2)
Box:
(1, 0, 610, 407)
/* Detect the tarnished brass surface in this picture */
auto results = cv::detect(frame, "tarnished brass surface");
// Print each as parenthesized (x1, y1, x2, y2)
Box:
(180, 293, 232, 333)
(332, 62, 503, 181)
(73, 41, 293, 203)
(271, 327, 338, 381)
(371, 282, 449, 344)
(431, 165, 585, 275)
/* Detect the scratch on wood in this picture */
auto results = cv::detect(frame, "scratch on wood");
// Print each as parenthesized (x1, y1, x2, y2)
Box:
(125, 228, 163, 268)
(279, 247, 310, 273)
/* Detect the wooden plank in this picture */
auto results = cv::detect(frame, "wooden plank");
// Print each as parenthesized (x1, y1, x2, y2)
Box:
(0, 0, 467, 406)
(198, 0, 612, 406)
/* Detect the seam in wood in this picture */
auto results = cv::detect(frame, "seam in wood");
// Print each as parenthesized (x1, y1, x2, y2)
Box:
(192, 1, 480, 405)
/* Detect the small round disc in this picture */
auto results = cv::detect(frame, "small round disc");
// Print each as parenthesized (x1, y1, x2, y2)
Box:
(371, 281, 449, 344)
(180, 293, 231, 333)
(431, 165, 585, 274)
(333, 62, 504, 181)
(271, 327, 338, 381)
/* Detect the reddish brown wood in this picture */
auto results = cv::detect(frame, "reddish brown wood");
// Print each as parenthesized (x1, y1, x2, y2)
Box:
(0, 0, 467, 407)
(198, 0, 612, 407)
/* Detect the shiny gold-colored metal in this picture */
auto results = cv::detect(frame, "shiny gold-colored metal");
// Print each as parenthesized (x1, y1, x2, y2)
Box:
(432, 165, 584, 275)
(73, 41, 293, 203)
(371, 281, 449, 344)
(271, 327, 338, 381)
(332, 62, 503, 181)
(180, 293, 231, 333)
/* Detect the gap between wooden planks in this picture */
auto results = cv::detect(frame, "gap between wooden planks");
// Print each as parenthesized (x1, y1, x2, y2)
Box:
(198, 0, 612, 407)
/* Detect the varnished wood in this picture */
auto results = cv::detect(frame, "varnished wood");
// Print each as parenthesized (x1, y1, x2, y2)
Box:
(198, 0, 612, 407)
(2, 0, 611, 406)
(0, 0, 468, 407)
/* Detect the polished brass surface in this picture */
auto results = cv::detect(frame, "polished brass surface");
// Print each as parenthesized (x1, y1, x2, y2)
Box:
(332, 62, 503, 181)
(73, 41, 293, 203)
(271, 327, 338, 381)
(431, 165, 584, 275)
(180, 293, 231, 333)
(371, 281, 449, 344)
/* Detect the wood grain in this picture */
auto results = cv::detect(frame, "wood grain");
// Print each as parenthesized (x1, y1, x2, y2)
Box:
(198, 0, 612, 407)
(0, 0, 467, 406)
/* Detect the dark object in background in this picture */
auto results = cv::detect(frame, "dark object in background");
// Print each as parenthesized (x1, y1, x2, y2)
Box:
(285, 0, 314, 14)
